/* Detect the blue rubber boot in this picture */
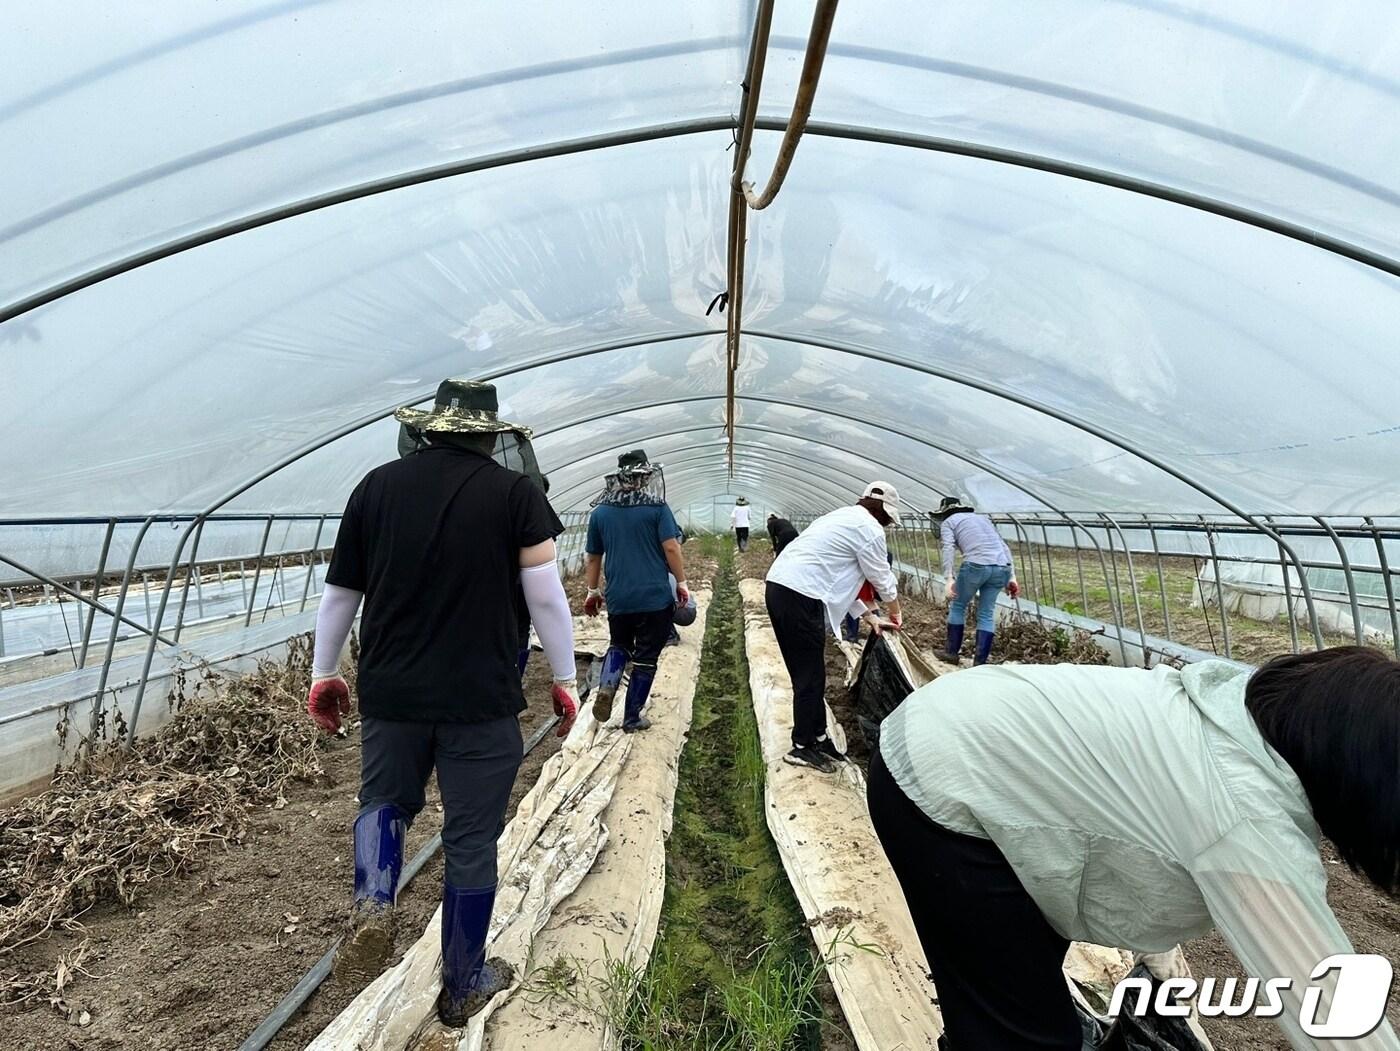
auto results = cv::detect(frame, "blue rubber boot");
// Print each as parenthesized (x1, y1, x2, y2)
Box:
(516, 647, 530, 678)
(841, 614, 861, 643)
(335, 805, 405, 979)
(623, 664, 657, 733)
(592, 646, 628, 724)
(944, 622, 966, 661)
(974, 629, 995, 666)
(437, 883, 515, 1027)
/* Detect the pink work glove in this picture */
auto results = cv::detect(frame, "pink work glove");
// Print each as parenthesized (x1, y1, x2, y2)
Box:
(307, 674, 351, 734)
(551, 679, 579, 737)
(675, 581, 691, 608)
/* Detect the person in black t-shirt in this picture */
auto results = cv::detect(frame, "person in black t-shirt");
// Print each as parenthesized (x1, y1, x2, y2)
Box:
(307, 380, 580, 1027)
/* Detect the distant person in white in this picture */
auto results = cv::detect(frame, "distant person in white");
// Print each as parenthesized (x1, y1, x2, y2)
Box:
(935, 495, 1018, 666)
(764, 482, 903, 773)
(730, 497, 752, 551)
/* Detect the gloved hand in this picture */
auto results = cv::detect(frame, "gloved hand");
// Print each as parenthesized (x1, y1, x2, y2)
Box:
(551, 679, 579, 737)
(1134, 947, 1190, 983)
(675, 581, 691, 608)
(944, 578, 956, 601)
(307, 674, 351, 734)
(1007, 578, 1021, 599)
(862, 613, 900, 636)
(583, 588, 603, 617)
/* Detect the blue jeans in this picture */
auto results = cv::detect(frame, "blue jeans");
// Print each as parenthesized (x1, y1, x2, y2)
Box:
(948, 562, 1011, 633)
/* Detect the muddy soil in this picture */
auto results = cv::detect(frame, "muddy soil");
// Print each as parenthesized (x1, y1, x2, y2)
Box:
(736, 535, 1400, 1049)
(4, 657, 575, 1051)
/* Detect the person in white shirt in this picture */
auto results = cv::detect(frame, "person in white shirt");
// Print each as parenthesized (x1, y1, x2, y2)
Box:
(935, 495, 1019, 665)
(730, 497, 752, 551)
(764, 482, 903, 773)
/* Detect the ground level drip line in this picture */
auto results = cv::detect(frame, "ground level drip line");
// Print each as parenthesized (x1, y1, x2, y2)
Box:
(238, 702, 573, 1051)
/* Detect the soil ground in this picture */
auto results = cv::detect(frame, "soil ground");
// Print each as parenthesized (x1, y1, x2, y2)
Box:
(5, 549, 722, 1051)
(3, 655, 575, 1051)
(736, 534, 1400, 1050)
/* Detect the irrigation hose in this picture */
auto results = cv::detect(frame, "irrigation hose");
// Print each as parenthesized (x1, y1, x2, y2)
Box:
(723, 0, 839, 472)
(237, 707, 568, 1051)
(739, 0, 841, 211)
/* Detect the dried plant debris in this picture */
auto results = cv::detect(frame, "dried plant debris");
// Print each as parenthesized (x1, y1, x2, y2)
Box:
(0, 635, 336, 1005)
(993, 613, 1110, 666)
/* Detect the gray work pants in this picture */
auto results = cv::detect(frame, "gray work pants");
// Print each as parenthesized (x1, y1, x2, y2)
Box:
(359, 715, 523, 888)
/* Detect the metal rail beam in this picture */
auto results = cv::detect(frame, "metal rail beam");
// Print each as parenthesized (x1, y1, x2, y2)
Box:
(745, 327, 1327, 647)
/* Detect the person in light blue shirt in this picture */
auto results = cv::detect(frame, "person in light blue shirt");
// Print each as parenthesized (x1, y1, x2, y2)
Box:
(935, 495, 1018, 665)
(871, 647, 1400, 1050)
(582, 449, 690, 732)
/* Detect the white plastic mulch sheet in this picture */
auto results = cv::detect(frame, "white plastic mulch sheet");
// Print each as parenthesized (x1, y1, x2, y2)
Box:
(310, 600, 709, 1051)
(738, 577, 944, 1049)
(485, 588, 711, 1050)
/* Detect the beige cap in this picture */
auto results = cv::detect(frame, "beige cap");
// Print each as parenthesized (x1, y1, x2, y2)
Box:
(861, 480, 901, 524)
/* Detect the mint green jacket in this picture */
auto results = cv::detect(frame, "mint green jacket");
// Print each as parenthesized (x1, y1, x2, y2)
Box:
(880, 660, 1398, 1050)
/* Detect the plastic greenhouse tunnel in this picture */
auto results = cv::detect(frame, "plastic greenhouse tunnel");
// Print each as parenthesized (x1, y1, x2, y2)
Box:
(2, 3, 1399, 1050)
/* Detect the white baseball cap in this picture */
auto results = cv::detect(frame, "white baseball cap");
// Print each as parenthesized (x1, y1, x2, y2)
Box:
(861, 480, 901, 524)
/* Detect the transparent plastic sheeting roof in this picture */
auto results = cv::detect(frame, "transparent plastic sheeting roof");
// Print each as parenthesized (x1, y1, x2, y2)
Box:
(4, 1, 1400, 532)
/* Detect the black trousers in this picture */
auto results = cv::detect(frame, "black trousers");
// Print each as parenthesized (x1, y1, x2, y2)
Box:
(867, 749, 1081, 1050)
(360, 715, 523, 888)
(607, 606, 674, 668)
(765, 581, 828, 746)
(735, 526, 750, 549)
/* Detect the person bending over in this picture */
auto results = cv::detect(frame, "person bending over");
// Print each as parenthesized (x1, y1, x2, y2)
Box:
(766, 512, 799, 556)
(870, 647, 1400, 1050)
(934, 495, 1019, 665)
(764, 482, 903, 773)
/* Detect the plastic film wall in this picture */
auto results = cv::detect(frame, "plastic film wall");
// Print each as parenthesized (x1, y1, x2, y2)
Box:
(4, 1, 1400, 556)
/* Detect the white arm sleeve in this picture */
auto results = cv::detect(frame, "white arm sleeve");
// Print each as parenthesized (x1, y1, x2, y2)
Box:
(520, 562, 577, 681)
(312, 583, 363, 677)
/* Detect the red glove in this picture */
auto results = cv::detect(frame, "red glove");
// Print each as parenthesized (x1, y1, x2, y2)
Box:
(584, 588, 603, 617)
(551, 680, 579, 737)
(307, 675, 351, 734)
(857, 581, 877, 605)
(675, 581, 691, 608)
(1007, 579, 1021, 599)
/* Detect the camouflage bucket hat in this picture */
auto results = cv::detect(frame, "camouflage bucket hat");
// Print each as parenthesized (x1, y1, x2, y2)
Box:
(394, 379, 533, 437)
(615, 448, 657, 477)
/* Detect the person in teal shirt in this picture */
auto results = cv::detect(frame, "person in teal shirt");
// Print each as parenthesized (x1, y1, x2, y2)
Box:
(871, 647, 1400, 1050)
(582, 450, 690, 733)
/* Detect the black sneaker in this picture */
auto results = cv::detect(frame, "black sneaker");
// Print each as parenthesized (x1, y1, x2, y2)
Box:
(783, 744, 837, 774)
(813, 735, 847, 763)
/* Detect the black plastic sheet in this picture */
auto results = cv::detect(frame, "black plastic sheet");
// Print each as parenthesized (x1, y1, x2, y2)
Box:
(850, 633, 916, 753)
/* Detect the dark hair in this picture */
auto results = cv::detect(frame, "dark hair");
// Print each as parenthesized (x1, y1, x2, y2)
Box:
(1246, 646, 1400, 895)
(428, 431, 499, 457)
(856, 496, 893, 526)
